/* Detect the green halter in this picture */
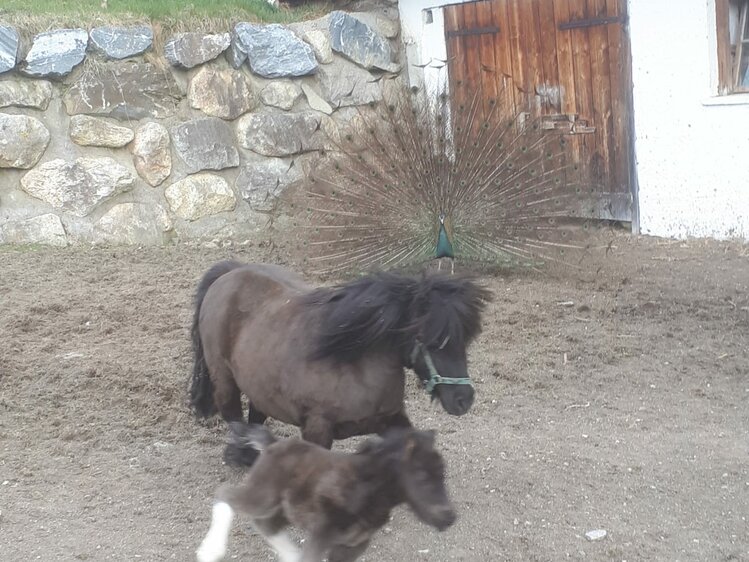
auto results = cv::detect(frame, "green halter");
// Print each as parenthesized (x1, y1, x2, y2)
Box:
(410, 341, 474, 394)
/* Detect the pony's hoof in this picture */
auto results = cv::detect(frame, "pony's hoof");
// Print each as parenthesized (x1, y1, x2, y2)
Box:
(196, 538, 225, 562)
(223, 443, 260, 467)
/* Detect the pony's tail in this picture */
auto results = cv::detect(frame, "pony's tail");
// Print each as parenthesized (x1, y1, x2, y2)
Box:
(228, 422, 277, 452)
(189, 260, 243, 418)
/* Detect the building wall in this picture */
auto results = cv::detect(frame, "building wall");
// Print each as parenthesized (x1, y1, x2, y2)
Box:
(618, 0, 748, 239)
(400, 0, 749, 240)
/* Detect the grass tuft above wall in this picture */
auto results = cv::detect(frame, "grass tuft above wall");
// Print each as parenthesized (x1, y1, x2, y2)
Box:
(1, 0, 332, 32)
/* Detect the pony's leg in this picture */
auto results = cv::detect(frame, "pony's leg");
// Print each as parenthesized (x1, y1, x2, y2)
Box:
(384, 411, 412, 430)
(198, 480, 288, 561)
(328, 540, 371, 562)
(212, 365, 243, 422)
(247, 402, 267, 425)
(299, 534, 329, 562)
(301, 415, 334, 449)
(252, 512, 300, 562)
(196, 501, 235, 562)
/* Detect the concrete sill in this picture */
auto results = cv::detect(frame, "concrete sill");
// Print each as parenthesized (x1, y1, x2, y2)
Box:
(701, 93, 749, 106)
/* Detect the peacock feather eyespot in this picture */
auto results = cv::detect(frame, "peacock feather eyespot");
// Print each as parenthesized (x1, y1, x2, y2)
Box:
(515, 201, 522, 208)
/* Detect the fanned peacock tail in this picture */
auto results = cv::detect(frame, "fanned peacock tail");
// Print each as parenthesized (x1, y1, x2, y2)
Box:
(281, 79, 616, 275)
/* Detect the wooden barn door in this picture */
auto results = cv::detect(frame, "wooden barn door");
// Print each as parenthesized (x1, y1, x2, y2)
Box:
(443, 0, 633, 222)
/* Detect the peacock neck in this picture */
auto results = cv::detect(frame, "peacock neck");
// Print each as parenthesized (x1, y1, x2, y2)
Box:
(435, 220, 454, 259)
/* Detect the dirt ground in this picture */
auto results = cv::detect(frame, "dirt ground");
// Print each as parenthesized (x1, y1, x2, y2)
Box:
(1, 235, 747, 562)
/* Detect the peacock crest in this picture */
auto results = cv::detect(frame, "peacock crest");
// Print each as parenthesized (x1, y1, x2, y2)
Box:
(280, 79, 616, 275)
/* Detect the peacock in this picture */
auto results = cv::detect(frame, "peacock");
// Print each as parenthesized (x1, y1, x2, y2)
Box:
(279, 78, 617, 276)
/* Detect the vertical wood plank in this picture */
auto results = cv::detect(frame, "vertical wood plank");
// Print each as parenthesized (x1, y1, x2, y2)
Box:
(507, 0, 528, 108)
(475, 0, 500, 119)
(444, 5, 466, 110)
(519, 0, 546, 115)
(537, 0, 561, 113)
(491, 0, 517, 117)
(553, 0, 582, 165)
(552, 0, 576, 115)
(568, 0, 596, 183)
(587, 0, 613, 188)
(715, 0, 732, 93)
(606, 0, 629, 194)
(461, 1, 482, 109)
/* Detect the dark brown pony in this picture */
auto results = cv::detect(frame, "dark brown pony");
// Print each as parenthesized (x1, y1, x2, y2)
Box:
(196, 423, 455, 562)
(189, 262, 490, 463)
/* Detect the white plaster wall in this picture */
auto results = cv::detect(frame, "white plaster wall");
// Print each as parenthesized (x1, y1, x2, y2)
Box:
(399, 0, 472, 94)
(630, 0, 749, 239)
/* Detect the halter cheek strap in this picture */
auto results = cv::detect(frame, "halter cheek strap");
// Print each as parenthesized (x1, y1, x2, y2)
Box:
(410, 341, 474, 394)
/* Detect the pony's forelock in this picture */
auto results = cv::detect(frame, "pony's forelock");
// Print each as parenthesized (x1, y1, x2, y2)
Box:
(411, 274, 492, 350)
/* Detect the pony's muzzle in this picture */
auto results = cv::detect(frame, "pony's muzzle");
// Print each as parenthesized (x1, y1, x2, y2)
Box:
(430, 504, 457, 531)
(437, 384, 475, 416)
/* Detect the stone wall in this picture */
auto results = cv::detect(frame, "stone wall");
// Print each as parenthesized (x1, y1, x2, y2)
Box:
(0, 5, 402, 246)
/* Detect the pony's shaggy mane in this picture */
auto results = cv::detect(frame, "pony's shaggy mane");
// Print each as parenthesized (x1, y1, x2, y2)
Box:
(301, 272, 492, 361)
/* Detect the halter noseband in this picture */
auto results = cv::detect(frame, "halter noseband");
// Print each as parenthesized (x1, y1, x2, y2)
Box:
(410, 341, 474, 394)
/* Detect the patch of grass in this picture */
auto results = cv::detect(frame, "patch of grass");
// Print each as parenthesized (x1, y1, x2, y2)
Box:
(0, 0, 332, 34)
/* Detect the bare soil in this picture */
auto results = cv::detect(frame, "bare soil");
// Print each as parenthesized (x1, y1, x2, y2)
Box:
(1, 236, 747, 562)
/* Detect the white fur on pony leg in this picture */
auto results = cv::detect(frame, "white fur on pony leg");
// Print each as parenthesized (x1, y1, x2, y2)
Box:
(266, 532, 301, 562)
(196, 502, 235, 562)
